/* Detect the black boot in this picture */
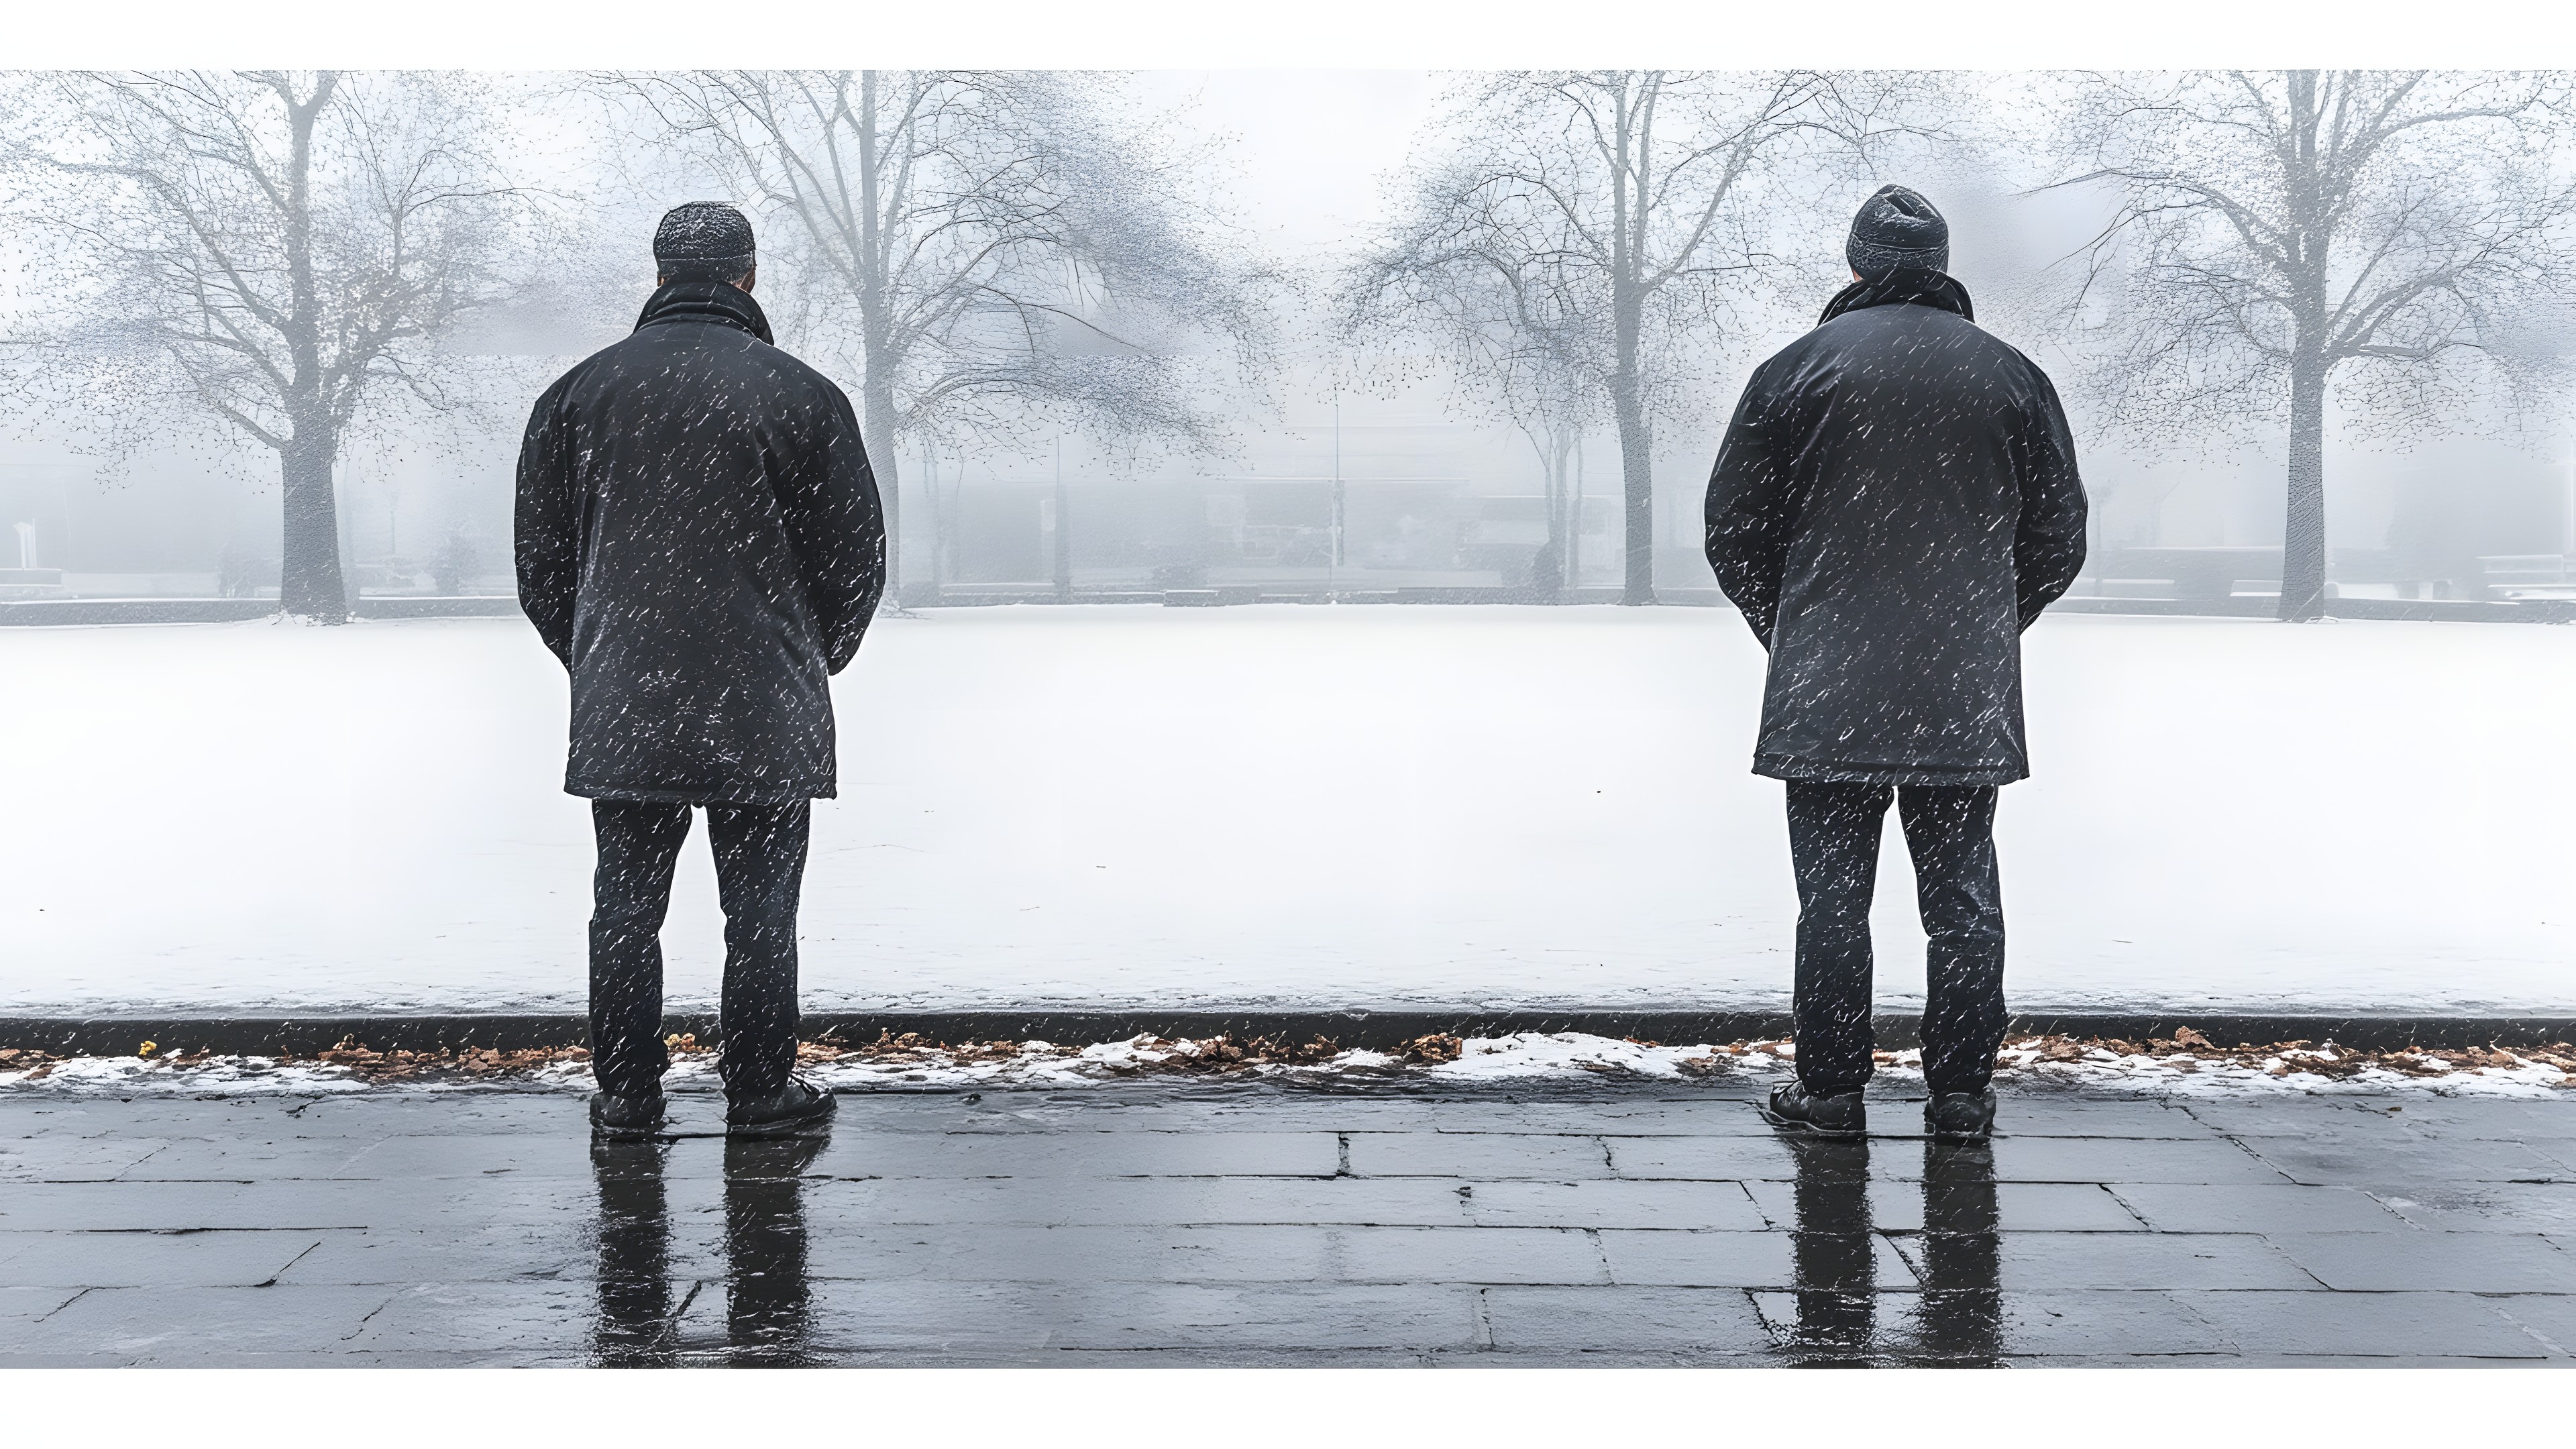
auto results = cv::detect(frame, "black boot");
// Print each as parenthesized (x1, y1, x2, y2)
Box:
(590, 1091, 665, 1140)
(1925, 1088, 1996, 1140)
(727, 1075, 838, 1138)
(1761, 1081, 1866, 1138)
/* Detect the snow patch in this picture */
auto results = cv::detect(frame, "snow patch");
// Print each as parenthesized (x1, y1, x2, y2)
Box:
(7, 1032, 2571, 1100)
(0, 1053, 382, 1096)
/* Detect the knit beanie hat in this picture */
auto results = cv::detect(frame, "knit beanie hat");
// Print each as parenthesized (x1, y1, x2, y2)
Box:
(653, 202, 757, 282)
(1845, 184, 1948, 278)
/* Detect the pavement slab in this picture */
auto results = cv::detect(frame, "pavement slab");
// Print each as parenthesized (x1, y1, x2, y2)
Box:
(1760, 1288, 2231, 1360)
(1741, 1177, 2151, 1232)
(7, 1081, 2576, 1364)
(0, 1229, 327, 1289)
(2240, 1134, 2571, 1187)
(2372, 1183, 2576, 1232)
(2105, 1183, 2417, 1232)
(2183, 1289, 2554, 1359)
(1884, 1231, 2323, 1291)
(2263, 1230, 2576, 1293)
(0, 1136, 174, 1182)
(1485, 1285, 1775, 1354)
(806, 1128, 1342, 1181)
(1345, 1132, 1616, 1180)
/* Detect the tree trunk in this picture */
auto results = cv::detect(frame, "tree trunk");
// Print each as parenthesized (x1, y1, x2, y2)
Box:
(2277, 72, 2329, 625)
(1607, 76, 1660, 606)
(2279, 353, 2328, 622)
(275, 79, 343, 623)
(1053, 438, 1071, 600)
(1568, 432, 1585, 589)
(1525, 430, 1563, 603)
(856, 70, 901, 606)
(278, 429, 348, 621)
(1544, 431, 1570, 602)
(864, 376, 902, 599)
(1611, 376, 1655, 605)
(923, 441, 943, 592)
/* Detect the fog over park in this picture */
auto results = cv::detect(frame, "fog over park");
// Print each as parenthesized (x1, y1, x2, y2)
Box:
(3, 68, 2574, 1016)
(8, 69, 2574, 608)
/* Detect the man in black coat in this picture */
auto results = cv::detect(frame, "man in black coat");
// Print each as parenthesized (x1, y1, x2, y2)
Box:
(517, 203, 885, 1140)
(1705, 185, 2087, 1140)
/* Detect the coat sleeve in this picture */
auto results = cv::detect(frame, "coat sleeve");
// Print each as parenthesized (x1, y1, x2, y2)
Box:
(2012, 365, 2089, 631)
(784, 384, 888, 675)
(513, 382, 580, 669)
(1704, 361, 1794, 647)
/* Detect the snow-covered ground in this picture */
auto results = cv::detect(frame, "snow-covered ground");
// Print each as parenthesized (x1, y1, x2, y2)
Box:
(3, 606, 2571, 1015)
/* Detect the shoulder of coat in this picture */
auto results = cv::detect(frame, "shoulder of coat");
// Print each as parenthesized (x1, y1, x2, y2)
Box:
(1984, 333, 2060, 384)
(1768, 322, 1840, 368)
(762, 348, 858, 411)
(531, 354, 596, 412)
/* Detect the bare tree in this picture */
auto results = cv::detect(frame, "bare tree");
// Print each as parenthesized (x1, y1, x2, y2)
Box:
(1343, 71, 1929, 604)
(2043, 70, 2576, 621)
(1335, 213, 1600, 597)
(1512, 361, 1601, 600)
(0, 70, 531, 620)
(592, 70, 1273, 594)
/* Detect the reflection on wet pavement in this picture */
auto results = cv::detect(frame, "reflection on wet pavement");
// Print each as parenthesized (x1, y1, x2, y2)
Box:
(9, 1085, 2576, 1364)
(591, 1139, 674, 1366)
(1784, 1137, 1877, 1362)
(592, 1134, 824, 1367)
(1776, 1137, 2004, 1366)
(721, 1136, 823, 1366)
(1914, 1140, 2002, 1366)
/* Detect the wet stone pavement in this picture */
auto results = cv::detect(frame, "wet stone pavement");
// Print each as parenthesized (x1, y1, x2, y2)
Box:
(9, 1083, 2576, 1365)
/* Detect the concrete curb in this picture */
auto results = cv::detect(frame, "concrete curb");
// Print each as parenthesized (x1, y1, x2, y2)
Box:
(5, 1011, 2572, 1057)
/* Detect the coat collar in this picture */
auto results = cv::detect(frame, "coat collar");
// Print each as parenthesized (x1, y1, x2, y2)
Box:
(635, 280, 775, 345)
(1817, 268, 1975, 327)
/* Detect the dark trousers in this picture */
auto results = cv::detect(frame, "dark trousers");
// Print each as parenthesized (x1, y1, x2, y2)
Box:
(589, 799, 811, 1101)
(1786, 780, 2004, 1097)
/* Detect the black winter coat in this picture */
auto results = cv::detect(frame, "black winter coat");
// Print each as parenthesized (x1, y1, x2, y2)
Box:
(1704, 273, 2086, 786)
(515, 282, 885, 804)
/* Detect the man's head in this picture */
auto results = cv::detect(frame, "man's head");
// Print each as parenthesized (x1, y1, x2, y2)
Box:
(653, 201, 757, 292)
(1845, 184, 1947, 280)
